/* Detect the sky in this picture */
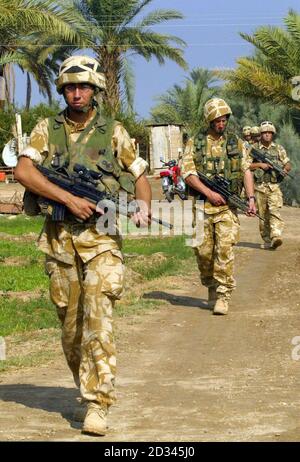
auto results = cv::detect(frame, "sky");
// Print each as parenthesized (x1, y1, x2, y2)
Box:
(14, 0, 300, 118)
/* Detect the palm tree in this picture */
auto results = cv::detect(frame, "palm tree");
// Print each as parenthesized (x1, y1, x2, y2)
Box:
(150, 68, 218, 136)
(223, 10, 300, 110)
(0, 0, 93, 107)
(74, 0, 187, 114)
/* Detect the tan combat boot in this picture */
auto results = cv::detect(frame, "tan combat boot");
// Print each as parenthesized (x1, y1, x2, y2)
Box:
(207, 287, 217, 308)
(82, 402, 108, 436)
(73, 400, 88, 422)
(213, 297, 229, 315)
(271, 237, 282, 249)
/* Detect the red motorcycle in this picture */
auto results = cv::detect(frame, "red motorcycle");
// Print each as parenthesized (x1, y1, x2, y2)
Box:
(159, 159, 188, 202)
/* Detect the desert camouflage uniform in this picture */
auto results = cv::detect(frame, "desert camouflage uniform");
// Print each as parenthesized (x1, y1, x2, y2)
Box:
(20, 109, 147, 407)
(181, 134, 251, 300)
(252, 141, 289, 244)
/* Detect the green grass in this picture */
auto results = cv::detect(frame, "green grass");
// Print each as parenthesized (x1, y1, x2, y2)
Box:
(0, 350, 59, 372)
(115, 297, 163, 317)
(0, 217, 194, 340)
(0, 263, 48, 292)
(0, 297, 59, 337)
(0, 215, 44, 235)
(123, 235, 193, 259)
(128, 256, 195, 280)
(0, 241, 42, 259)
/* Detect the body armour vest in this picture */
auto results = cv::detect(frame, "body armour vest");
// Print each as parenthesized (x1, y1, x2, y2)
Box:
(252, 143, 282, 184)
(192, 131, 244, 195)
(45, 110, 136, 196)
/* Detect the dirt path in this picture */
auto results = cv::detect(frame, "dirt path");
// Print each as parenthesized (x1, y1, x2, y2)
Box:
(0, 207, 299, 441)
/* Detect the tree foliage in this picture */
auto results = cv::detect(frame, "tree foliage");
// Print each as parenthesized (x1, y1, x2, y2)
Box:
(74, 0, 187, 114)
(150, 68, 218, 136)
(222, 10, 300, 111)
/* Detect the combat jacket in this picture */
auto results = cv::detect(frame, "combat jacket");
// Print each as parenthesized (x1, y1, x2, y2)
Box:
(19, 108, 148, 264)
(181, 130, 252, 214)
(251, 141, 290, 194)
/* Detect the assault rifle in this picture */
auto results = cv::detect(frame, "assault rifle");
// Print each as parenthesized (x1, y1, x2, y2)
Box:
(196, 171, 264, 221)
(35, 164, 173, 229)
(250, 146, 294, 180)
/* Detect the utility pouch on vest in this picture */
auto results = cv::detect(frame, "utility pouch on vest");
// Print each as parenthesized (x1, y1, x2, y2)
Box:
(270, 170, 279, 183)
(23, 190, 41, 216)
(254, 168, 264, 184)
(227, 152, 240, 172)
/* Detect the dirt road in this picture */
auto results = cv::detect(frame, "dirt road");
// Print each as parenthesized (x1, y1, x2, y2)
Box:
(0, 206, 299, 441)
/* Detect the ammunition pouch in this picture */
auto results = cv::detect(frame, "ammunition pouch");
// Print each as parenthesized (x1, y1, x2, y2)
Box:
(23, 190, 41, 216)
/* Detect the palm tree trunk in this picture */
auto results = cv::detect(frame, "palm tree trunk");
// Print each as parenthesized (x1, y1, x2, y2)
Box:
(98, 47, 121, 115)
(26, 72, 31, 111)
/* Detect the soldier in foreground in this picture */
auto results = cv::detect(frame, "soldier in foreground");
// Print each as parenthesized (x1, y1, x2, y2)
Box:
(181, 98, 256, 316)
(14, 55, 151, 436)
(250, 121, 291, 249)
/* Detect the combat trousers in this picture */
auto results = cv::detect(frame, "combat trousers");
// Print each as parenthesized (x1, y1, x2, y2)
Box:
(45, 250, 124, 407)
(255, 186, 284, 243)
(193, 209, 240, 300)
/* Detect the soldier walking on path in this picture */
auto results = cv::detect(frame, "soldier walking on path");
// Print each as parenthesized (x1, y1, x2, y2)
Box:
(14, 55, 151, 436)
(181, 98, 257, 316)
(250, 121, 292, 250)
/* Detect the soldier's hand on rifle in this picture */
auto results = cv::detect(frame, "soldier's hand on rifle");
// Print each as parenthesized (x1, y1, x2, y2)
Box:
(131, 199, 152, 228)
(207, 191, 227, 207)
(260, 163, 271, 171)
(66, 195, 97, 221)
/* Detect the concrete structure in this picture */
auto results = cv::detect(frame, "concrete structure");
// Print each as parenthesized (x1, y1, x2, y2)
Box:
(147, 124, 183, 172)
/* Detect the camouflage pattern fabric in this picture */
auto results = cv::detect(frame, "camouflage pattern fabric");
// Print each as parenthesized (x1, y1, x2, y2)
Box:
(193, 209, 240, 299)
(55, 55, 106, 93)
(182, 132, 248, 301)
(19, 109, 147, 407)
(253, 142, 290, 194)
(252, 141, 289, 243)
(45, 247, 124, 406)
(255, 186, 284, 243)
(203, 98, 232, 123)
(20, 108, 147, 179)
(181, 133, 252, 214)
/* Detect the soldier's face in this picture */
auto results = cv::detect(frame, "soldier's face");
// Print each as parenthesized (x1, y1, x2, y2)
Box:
(63, 83, 95, 112)
(244, 134, 251, 141)
(261, 131, 273, 143)
(211, 116, 228, 134)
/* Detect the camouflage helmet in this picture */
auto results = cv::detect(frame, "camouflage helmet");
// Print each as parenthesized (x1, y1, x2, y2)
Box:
(204, 98, 232, 123)
(55, 55, 106, 94)
(260, 121, 276, 134)
(250, 126, 261, 135)
(242, 126, 252, 136)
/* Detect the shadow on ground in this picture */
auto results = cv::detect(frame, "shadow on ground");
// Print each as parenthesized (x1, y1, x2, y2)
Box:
(0, 384, 80, 428)
(143, 291, 210, 310)
(236, 241, 262, 249)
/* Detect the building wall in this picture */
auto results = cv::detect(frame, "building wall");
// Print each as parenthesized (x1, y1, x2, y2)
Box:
(149, 125, 183, 172)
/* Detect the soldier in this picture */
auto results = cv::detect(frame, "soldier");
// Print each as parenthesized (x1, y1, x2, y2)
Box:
(181, 98, 256, 315)
(250, 121, 291, 249)
(250, 126, 261, 144)
(14, 55, 151, 436)
(242, 126, 252, 142)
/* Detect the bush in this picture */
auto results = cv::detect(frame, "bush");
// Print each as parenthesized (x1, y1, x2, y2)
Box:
(0, 102, 62, 163)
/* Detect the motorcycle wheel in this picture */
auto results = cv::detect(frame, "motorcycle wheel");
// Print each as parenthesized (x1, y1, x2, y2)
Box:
(165, 191, 174, 202)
